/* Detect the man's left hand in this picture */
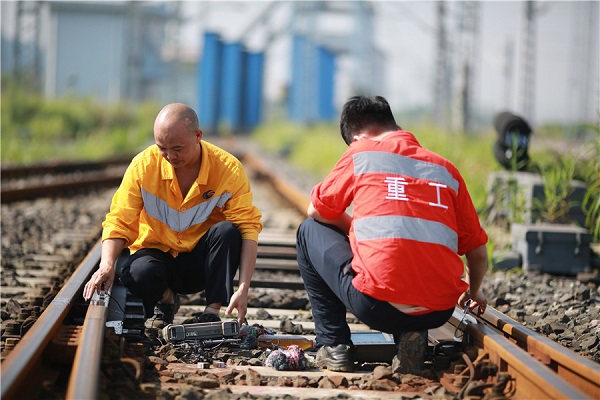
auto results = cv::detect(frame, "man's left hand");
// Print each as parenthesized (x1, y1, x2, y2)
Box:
(225, 288, 248, 326)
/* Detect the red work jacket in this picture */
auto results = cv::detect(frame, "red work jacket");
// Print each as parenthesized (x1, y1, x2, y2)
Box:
(311, 130, 488, 310)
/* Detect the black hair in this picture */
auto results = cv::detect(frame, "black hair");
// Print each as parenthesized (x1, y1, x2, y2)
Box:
(339, 96, 399, 145)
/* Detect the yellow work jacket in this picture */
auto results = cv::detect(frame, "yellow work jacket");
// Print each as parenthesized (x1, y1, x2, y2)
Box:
(102, 141, 263, 257)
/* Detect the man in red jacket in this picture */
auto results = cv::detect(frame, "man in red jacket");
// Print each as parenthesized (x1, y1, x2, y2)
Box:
(296, 96, 488, 373)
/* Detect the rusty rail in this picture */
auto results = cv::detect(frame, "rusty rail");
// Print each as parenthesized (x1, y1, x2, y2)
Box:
(480, 307, 600, 399)
(1, 169, 126, 203)
(1, 240, 102, 400)
(240, 151, 310, 216)
(446, 307, 596, 399)
(1, 155, 134, 179)
(66, 290, 110, 399)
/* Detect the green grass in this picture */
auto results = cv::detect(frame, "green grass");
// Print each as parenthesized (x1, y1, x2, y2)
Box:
(1, 85, 160, 164)
(252, 121, 348, 173)
(577, 134, 600, 242)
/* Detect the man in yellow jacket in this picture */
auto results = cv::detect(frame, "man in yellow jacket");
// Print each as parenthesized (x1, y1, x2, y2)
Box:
(83, 103, 263, 340)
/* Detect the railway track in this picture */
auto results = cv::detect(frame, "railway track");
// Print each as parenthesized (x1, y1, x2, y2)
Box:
(1, 156, 131, 203)
(1, 142, 599, 399)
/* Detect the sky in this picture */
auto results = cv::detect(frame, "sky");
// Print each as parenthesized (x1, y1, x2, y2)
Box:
(179, 1, 599, 126)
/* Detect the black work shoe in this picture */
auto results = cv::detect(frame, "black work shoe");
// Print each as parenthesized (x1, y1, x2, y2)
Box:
(391, 330, 428, 374)
(194, 312, 221, 323)
(144, 294, 180, 340)
(160, 293, 181, 324)
(315, 344, 356, 372)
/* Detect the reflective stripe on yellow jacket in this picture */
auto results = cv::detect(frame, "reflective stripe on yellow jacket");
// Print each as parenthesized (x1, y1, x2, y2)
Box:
(102, 141, 263, 257)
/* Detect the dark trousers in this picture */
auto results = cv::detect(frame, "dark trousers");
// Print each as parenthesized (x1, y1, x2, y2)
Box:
(296, 218, 453, 346)
(120, 221, 242, 318)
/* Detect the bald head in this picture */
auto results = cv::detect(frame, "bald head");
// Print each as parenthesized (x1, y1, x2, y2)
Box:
(155, 103, 199, 135)
(154, 104, 202, 169)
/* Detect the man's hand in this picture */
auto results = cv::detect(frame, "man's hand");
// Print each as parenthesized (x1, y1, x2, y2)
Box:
(307, 202, 352, 235)
(458, 289, 487, 316)
(462, 244, 488, 316)
(84, 238, 125, 301)
(83, 262, 115, 301)
(225, 288, 248, 326)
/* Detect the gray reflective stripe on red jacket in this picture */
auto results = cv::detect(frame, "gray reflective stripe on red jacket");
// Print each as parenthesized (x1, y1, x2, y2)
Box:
(141, 188, 232, 233)
(354, 215, 458, 253)
(352, 151, 459, 194)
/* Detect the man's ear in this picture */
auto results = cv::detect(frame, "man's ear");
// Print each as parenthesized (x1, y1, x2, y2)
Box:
(353, 133, 367, 142)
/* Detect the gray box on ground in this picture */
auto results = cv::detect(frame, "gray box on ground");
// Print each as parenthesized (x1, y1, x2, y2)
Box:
(511, 223, 592, 275)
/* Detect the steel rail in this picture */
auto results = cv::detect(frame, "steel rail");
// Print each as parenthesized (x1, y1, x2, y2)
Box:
(1, 169, 125, 203)
(0, 239, 102, 400)
(240, 151, 310, 215)
(234, 278, 305, 290)
(66, 290, 110, 399)
(481, 307, 600, 399)
(448, 308, 591, 399)
(1, 155, 133, 179)
(256, 245, 297, 259)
